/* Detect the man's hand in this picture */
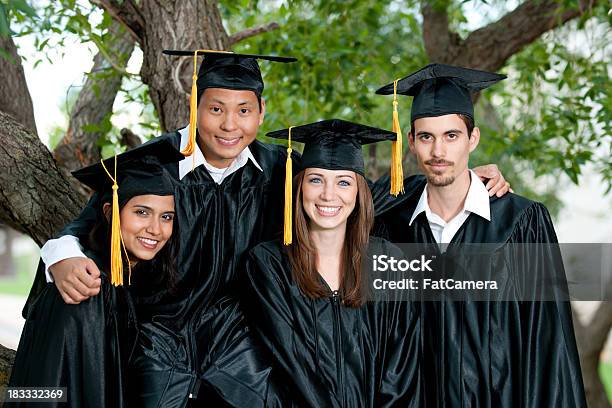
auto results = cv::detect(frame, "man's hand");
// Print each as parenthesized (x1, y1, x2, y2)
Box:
(473, 164, 511, 197)
(49, 257, 102, 304)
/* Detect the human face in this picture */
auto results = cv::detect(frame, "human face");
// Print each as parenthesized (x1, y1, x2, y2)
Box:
(301, 168, 358, 233)
(410, 114, 480, 187)
(197, 88, 265, 168)
(117, 195, 175, 263)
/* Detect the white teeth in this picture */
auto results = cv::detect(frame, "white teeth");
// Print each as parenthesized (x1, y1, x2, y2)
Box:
(317, 206, 341, 214)
(138, 237, 158, 245)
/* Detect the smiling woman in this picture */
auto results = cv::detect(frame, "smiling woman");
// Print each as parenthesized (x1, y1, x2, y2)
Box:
(9, 139, 182, 408)
(242, 119, 422, 407)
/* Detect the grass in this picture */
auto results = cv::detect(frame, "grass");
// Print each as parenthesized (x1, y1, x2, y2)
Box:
(600, 361, 612, 402)
(0, 253, 38, 296)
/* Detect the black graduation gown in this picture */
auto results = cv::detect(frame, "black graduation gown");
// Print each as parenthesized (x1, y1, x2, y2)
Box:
(22, 132, 297, 407)
(8, 251, 138, 408)
(375, 180, 587, 408)
(243, 239, 422, 408)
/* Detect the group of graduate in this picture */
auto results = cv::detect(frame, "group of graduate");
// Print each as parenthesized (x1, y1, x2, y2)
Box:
(8, 49, 586, 407)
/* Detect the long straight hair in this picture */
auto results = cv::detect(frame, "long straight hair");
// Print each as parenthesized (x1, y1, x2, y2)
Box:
(287, 170, 373, 308)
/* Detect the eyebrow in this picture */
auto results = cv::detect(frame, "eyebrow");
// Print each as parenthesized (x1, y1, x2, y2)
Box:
(132, 205, 176, 214)
(307, 172, 356, 180)
(208, 98, 255, 106)
(416, 129, 463, 136)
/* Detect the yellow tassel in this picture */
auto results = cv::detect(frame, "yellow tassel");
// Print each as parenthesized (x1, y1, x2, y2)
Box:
(283, 126, 294, 246)
(181, 51, 200, 157)
(100, 156, 131, 286)
(390, 79, 404, 196)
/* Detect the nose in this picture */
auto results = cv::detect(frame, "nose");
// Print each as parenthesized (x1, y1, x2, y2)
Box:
(146, 217, 161, 236)
(431, 137, 445, 158)
(220, 112, 238, 132)
(320, 181, 335, 201)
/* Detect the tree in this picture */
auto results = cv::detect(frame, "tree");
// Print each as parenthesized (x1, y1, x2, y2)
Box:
(0, 0, 609, 404)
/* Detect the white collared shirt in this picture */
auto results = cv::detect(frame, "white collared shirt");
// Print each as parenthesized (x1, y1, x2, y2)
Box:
(41, 125, 263, 282)
(409, 170, 491, 244)
(177, 125, 263, 183)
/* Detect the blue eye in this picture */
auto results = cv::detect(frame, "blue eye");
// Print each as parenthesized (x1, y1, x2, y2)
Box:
(338, 180, 351, 187)
(308, 177, 322, 184)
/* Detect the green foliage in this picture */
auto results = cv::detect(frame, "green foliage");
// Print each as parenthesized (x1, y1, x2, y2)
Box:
(6, 0, 610, 213)
(218, 0, 610, 212)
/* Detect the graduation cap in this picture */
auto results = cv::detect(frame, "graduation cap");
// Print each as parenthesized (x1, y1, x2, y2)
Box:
(267, 119, 396, 245)
(375, 63, 507, 122)
(163, 49, 297, 157)
(72, 138, 182, 286)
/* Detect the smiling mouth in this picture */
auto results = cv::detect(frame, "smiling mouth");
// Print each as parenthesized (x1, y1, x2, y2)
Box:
(137, 237, 159, 249)
(215, 136, 242, 147)
(315, 205, 341, 216)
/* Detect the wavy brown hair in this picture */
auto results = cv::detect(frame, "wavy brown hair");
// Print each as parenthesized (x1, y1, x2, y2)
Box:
(287, 170, 374, 308)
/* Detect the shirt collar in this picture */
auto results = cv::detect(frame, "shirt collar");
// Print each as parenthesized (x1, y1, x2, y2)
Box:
(177, 125, 263, 180)
(408, 169, 491, 225)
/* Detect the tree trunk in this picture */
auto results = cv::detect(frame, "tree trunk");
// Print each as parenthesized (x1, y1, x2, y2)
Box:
(0, 224, 16, 278)
(138, 0, 229, 132)
(0, 35, 37, 135)
(574, 302, 612, 408)
(0, 343, 16, 398)
(53, 21, 135, 173)
(0, 111, 85, 247)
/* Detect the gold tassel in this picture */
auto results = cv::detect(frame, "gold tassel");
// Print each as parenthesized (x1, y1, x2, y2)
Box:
(181, 51, 200, 157)
(390, 79, 404, 196)
(283, 126, 294, 246)
(100, 156, 131, 286)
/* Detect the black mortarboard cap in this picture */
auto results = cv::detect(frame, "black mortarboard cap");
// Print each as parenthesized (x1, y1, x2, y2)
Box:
(375, 63, 506, 122)
(162, 50, 297, 157)
(163, 50, 297, 99)
(267, 119, 396, 245)
(72, 138, 181, 207)
(267, 119, 396, 176)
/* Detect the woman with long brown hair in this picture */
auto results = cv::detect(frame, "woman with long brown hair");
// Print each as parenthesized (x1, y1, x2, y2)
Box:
(243, 119, 421, 407)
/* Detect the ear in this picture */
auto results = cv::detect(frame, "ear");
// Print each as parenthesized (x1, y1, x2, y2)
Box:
(408, 131, 416, 153)
(259, 97, 266, 126)
(102, 203, 112, 222)
(468, 127, 480, 153)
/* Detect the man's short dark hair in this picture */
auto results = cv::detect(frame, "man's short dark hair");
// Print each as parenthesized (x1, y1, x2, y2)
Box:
(410, 114, 475, 139)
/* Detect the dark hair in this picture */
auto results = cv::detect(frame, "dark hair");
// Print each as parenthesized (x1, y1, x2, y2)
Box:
(410, 113, 475, 139)
(287, 170, 374, 308)
(87, 198, 179, 291)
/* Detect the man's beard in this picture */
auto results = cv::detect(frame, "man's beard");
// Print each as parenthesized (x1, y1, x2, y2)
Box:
(423, 159, 455, 187)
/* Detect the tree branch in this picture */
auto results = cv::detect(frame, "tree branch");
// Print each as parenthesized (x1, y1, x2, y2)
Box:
(0, 112, 85, 246)
(457, 0, 601, 71)
(91, 0, 144, 44)
(53, 20, 135, 173)
(228, 22, 280, 45)
(421, 1, 460, 63)
(0, 34, 37, 135)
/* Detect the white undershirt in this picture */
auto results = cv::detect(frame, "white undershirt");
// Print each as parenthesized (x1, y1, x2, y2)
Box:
(409, 170, 491, 244)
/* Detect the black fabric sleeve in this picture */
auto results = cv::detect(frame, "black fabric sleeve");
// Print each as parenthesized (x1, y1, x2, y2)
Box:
(511, 203, 587, 408)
